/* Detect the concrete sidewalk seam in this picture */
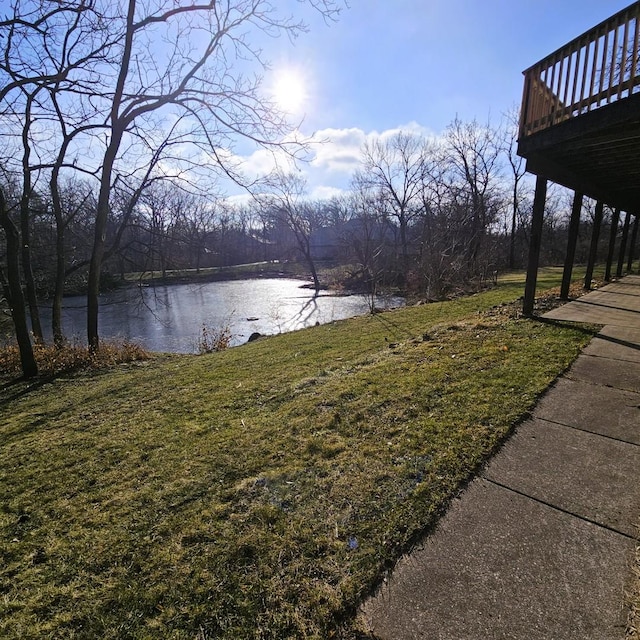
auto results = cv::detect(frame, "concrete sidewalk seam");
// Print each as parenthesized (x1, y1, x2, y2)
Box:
(552, 374, 640, 391)
(592, 335, 640, 351)
(482, 477, 638, 542)
(533, 415, 640, 447)
(579, 352, 640, 365)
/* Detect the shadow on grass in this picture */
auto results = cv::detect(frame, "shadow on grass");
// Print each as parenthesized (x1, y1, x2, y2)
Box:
(0, 375, 58, 410)
(370, 311, 417, 341)
(529, 314, 601, 337)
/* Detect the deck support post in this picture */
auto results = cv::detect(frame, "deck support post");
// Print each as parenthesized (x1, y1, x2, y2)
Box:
(561, 192, 583, 298)
(616, 211, 631, 277)
(523, 175, 547, 316)
(627, 214, 639, 273)
(604, 208, 620, 282)
(584, 201, 604, 290)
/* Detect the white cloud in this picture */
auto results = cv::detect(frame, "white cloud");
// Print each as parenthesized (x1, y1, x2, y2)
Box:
(308, 127, 366, 173)
(224, 192, 255, 208)
(305, 122, 438, 174)
(218, 121, 440, 201)
(223, 144, 300, 184)
(309, 185, 348, 200)
(377, 121, 436, 142)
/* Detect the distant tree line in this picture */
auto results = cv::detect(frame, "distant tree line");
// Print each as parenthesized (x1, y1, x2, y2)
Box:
(0, 2, 625, 378)
(2, 117, 618, 311)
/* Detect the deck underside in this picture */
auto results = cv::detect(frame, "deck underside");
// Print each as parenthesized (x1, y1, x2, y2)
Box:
(518, 92, 640, 213)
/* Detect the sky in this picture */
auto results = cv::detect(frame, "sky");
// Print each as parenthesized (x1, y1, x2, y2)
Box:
(229, 0, 635, 201)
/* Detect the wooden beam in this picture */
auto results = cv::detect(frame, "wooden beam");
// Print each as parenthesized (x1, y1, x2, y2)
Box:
(523, 175, 547, 315)
(561, 192, 583, 298)
(523, 155, 633, 214)
(617, 211, 631, 277)
(585, 201, 604, 289)
(627, 214, 639, 273)
(519, 91, 640, 150)
(605, 208, 620, 281)
(523, 154, 640, 217)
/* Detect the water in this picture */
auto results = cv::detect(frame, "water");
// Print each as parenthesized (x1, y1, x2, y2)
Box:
(40, 278, 404, 353)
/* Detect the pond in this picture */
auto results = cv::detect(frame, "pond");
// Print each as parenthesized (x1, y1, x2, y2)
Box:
(39, 278, 405, 353)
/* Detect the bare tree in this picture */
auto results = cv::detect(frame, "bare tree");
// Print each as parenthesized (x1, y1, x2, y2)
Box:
(262, 171, 323, 295)
(0, 186, 37, 377)
(0, 0, 115, 363)
(16, 88, 45, 341)
(48, 125, 101, 346)
(343, 188, 389, 310)
(178, 194, 222, 273)
(1, 0, 342, 357)
(500, 106, 528, 270)
(83, 0, 342, 350)
(355, 131, 432, 284)
(444, 117, 503, 276)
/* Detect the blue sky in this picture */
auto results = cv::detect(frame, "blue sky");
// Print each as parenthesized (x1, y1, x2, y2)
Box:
(231, 0, 634, 201)
(294, 0, 632, 132)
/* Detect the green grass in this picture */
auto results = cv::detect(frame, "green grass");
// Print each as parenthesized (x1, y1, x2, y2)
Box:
(0, 268, 601, 639)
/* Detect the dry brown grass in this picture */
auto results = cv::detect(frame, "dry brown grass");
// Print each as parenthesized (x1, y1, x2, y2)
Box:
(0, 338, 149, 379)
(196, 323, 232, 354)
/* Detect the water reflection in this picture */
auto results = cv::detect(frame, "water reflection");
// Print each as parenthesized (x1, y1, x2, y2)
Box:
(40, 278, 404, 353)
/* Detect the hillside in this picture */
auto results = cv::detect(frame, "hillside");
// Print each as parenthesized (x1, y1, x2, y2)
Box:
(0, 269, 599, 639)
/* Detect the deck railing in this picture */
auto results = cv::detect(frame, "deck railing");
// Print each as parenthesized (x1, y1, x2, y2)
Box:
(519, 1, 640, 139)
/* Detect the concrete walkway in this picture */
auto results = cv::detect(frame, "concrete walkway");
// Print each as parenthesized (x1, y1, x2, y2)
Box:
(363, 276, 640, 639)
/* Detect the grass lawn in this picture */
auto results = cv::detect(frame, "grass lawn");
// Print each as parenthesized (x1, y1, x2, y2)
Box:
(0, 269, 602, 638)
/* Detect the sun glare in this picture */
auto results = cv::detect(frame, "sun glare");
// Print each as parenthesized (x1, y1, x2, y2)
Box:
(272, 67, 307, 115)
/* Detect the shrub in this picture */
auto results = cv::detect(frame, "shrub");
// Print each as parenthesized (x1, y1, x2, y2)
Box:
(197, 324, 232, 354)
(0, 337, 149, 378)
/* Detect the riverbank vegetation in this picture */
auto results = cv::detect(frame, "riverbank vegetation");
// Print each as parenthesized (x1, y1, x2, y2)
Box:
(0, 338, 148, 379)
(0, 269, 606, 639)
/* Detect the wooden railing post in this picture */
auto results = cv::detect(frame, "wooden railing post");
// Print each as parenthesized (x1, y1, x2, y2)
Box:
(585, 201, 604, 290)
(605, 208, 620, 281)
(561, 192, 583, 299)
(523, 175, 547, 316)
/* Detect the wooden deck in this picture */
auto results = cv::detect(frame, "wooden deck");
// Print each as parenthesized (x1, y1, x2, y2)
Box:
(517, 2, 640, 315)
(518, 1, 640, 212)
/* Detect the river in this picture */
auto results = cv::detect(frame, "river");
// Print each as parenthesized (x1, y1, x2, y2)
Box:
(38, 278, 404, 353)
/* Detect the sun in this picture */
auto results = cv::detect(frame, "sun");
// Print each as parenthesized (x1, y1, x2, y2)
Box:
(271, 67, 307, 115)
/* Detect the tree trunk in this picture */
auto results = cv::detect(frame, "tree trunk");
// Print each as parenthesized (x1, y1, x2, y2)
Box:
(20, 95, 43, 341)
(509, 182, 518, 270)
(88, 136, 122, 351)
(0, 189, 38, 378)
(399, 214, 410, 283)
(87, 0, 135, 352)
(50, 166, 67, 347)
(308, 252, 320, 296)
(52, 218, 66, 347)
(87, 189, 109, 352)
(20, 198, 43, 341)
(300, 237, 320, 295)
